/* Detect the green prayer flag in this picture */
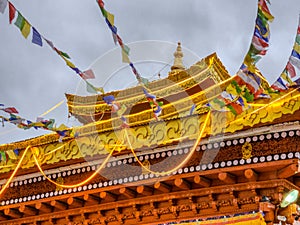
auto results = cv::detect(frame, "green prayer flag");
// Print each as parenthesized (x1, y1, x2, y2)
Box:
(60, 51, 70, 59)
(296, 36, 300, 45)
(123, 45, 130, 55)
(0, 151, 6, 162)
(100, 7, 107, 18)
(86, 81, 104, 94)
(14, 11, 25, 30)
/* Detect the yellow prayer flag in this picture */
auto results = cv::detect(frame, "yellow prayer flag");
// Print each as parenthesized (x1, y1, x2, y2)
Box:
(281, 71, 293, 85)
(226, 83, 239, 96)
(122, 49, 130, 63)
(107, 11, 115, 26)
(6, 150, 17, 160)
(64, 58, 76, 68)
(117, 105, 127, 117)
(56, 124, 69, 131)
(95, 87, 105, 94)
(293, 43, 300, 54)
(21, 20, 31, 39)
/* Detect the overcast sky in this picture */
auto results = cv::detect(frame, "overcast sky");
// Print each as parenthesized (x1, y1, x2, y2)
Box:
(0, 0, 299, 144)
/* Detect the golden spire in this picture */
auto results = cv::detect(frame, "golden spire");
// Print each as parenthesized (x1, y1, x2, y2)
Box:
(171, 42, 185, 72)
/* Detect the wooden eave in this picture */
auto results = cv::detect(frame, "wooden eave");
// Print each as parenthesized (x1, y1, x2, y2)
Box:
(0, 159, 298, 224)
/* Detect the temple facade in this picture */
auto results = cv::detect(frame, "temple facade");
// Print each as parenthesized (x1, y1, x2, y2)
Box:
(0, 44, 300, 225)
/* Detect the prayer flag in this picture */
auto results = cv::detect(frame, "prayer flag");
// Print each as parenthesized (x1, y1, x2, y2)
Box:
(107, 11, 114, 26)
(0, 0, 7, 14)
(252, 35, 269, 49)
(21, 19, 31, 39)
(0, 151, 6, 162)
(122, 49, 130, 63)
(235, 69, 260, 94)
(61, 52, 71, 59)
(296, 36, 300, 45)
(100, 7, 107, 18)
(289, 55, 300, 71)
(271, 77, 288, 91)
(103, 95, 115, 104)
(2, 107, 18, 114)
(97, 0, 104, 8)
(116, 34, 123, 47)
(14, 149, 19, 156)
(64, 58, 75, 68)
(14, 11, 25, 30)
(44, 38, 54, 49)
(280, 70, 294, 85)
(226, 102, 243, 116)
(258, 0, 274, 22)
(120, 116, 129, 129)
(294, 42, 300, 54)
(153, 105, 162, 120)
(80, 69, 95, 80)
(291, 50, 300, 61)
(122, 44, 130, 55)
(9, 114, 23, 124)
(189, 104, 196, 115)
(86, 81, 104, 94)
(112, 33, 118, 45)
(6, 150, 17, 160)
(105, 17, 117, 35)
(8, 2, 15, 24)
(32, 27, 43, 46)
(286, 61, 296, 78)
(63, 58, 80, 74)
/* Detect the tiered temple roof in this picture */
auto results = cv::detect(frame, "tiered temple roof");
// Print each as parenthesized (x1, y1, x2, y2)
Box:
(0, 46, 300, 224)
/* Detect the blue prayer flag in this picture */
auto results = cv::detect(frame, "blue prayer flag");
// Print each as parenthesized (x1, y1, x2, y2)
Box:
(32, 27, 43, 46)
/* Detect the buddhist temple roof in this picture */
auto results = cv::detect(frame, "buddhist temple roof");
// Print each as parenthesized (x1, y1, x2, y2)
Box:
(0, 50, 300, 225)
(0, 51, 299, 177)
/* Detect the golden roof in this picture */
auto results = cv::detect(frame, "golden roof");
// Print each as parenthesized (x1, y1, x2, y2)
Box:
(0, 53, 299, 175)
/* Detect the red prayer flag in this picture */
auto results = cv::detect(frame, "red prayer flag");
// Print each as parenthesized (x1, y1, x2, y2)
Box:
(3, 107, 19, 114)
(8, 2, 16, 24)
(116, 34, 123, 47)
(97, 0, 104, 8)
(80, 69, 95, 80)
(258, 0, 272, 16)
(286, 61, 296, 78)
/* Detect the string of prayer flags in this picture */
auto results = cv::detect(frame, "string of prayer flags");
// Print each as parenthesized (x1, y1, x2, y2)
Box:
(201, 0, 272, 116)
(230, 0, 273, 101)
(103, 95, 129, 128)
(1, 1, 102, 94)
(96, 0, 150, 87)
(244, 0, 273, 68)
(0, 105, 74, 140)
(271, 16, 300, 91)
(0, 0, 7, 14)
(143, 88, 163, 120)
(204, 91, 249, 116)
(14, 11, 31, 38)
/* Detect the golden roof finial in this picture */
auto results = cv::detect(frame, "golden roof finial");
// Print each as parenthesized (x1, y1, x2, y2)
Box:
(171, 42, 185, 72)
